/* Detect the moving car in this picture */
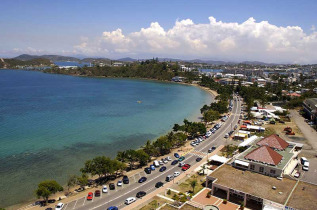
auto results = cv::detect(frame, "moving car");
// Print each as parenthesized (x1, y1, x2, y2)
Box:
(174, 153, 180, 158)
(122, 175, 129, 184)
(87, 192, 93, 200)
(196, 157, 202, 162)
(102, 185, 108, 193)
(94, 190, 100, 197)
(159, 166, 167, 172)
(171, 160, 178, 165)
(136, 191, 146, 198)
(144, 167, 152, 174)
(55, 203, 64, 210)
(182, 164, 191, 171)
(125, 197, 136, 205)
(178, 156, 185, 162)
(138, 176, 147, 183)
(109, 183, 115, 190)
(174, 171, 180, 177)
(107, 207, 118, 210)
(155, 181, 164, 188)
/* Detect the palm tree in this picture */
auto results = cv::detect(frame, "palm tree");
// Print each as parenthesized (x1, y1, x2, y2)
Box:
(190, 180, 197, 194)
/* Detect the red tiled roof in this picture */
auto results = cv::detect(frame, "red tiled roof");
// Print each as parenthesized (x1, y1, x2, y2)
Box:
(257, 134, 289, 150)
(244, 145, 283, 165)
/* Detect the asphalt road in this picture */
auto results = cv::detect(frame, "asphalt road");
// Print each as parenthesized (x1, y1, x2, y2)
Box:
(70, 96, 241, 210)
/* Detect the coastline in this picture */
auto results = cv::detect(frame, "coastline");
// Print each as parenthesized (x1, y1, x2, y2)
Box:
(2, 70, 216, 209)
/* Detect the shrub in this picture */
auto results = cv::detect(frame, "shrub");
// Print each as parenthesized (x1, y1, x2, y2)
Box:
(223, 199, 227, 204)
(167, 189, 171, 195)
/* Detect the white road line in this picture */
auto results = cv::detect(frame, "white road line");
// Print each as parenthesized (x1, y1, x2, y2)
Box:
(82, 197, 86, 206)
(63, 203, 69, 210)
(73, 199, 78, 209)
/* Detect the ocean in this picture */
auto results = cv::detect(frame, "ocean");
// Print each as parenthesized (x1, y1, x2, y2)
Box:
(0, 70, 212, 207)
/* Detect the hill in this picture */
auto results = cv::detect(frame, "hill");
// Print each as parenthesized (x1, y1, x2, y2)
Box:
(14, 54, 80, 62)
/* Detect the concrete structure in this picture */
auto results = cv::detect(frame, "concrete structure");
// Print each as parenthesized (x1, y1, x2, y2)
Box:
(302, 98, 317, 124)
(232, 135, 301, 177)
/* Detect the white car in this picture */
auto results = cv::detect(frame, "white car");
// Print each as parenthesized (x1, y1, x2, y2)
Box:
(125, 197, 136, 205)
(294, 172, 300, 178)
(167, 156, 172, 161)
(174, 171, 180, 177)
(55, 203, 64, 210)
(117, 180, 123, 186)
(102, 185, 108, 193)
(163, 159, 168, 164)
(159, 160, 164, 165)
(178, 162, 185, 167)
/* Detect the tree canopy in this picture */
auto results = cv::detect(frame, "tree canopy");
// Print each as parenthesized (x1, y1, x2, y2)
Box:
(35, 180, 63, 205)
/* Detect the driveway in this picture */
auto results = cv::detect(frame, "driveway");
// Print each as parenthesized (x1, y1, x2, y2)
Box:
(289, 110, 317, 151)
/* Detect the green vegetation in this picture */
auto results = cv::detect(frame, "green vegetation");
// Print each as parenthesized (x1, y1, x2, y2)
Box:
(173, 119, 206, 137)
(203, 109, 220, 124)
(221, 144, 247, 158)
(0, 58, 51, 68)
(35, 180, 63, 205)
(44, 59, 199, 82)
(66, 175, 77, 193)
(190, 180, 198, 194)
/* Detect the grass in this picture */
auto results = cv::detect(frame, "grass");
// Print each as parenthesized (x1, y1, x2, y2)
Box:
(177, 175, 205, 195)
(139, 197, 172, 210)
(257, 127, 275, 137)
(287, 181, 317, 210)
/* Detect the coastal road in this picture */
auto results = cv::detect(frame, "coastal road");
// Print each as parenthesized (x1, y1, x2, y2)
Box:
(71, 96, 241, 210)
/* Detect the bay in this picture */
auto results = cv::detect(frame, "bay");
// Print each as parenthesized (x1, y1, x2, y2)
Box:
(0, 70, 212, 207)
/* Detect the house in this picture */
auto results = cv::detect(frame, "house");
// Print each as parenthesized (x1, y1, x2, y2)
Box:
(232, 134, 301, 177)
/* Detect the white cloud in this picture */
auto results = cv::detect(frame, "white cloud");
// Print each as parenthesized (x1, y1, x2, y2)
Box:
(74, 16, 317, 64)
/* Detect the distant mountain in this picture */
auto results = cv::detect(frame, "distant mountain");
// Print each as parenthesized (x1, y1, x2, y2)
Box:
(14, 54, 80, 62)
(81, 57, 111, 63)
(117, 57, 137, 62)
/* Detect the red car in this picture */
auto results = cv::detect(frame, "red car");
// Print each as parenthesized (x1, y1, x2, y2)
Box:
(87, 192, 93, 200)
(182, 164, 191, 171)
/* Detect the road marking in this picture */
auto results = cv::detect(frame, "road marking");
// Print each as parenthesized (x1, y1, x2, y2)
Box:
(73, 199, 78, 209)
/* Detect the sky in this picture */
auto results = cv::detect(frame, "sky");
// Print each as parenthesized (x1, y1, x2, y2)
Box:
(1, 0, 317, 63)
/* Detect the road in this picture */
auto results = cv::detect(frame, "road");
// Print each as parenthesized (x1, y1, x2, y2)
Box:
(67, 96, 241, 210)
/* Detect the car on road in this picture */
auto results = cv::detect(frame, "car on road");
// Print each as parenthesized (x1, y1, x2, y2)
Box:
(107, 207, 118, 210)
(117, 180, 123, 186)
(138, 176, 147, 183)
(87, 192, 93, 200)
(182, 164, 191, 171)
(94, 190, 100, 197)
(144, 167, 152, 174)
(294, 172, 301, 178)
(196, 157, 202, 162)
(102, 185, 108, 193)
(174, 153, 180, 158)
(208, 147, 216, 153)
(171, 160, 178, 165)
(150, 165, 156, 170)
(159, 166, 167, 172)
(174, 171, 180, 177)
(136, 191, 146, 198)
(125, 197, 136, 205)
(122, 175, 129, 184)
(155, 181, 164, 188)
(178, 156, 185, 162)
(55, 203, 64, 210)
(109, 183, 115, 190)
(178, 162, 185, 167)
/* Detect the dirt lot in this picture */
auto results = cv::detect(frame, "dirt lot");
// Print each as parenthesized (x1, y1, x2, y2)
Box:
(287, 181, 317, 210)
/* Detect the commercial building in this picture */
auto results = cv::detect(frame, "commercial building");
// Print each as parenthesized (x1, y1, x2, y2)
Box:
(302, 98, 317, 124)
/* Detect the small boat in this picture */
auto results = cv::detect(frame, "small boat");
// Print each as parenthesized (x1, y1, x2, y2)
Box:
(137, 100, 142, 104)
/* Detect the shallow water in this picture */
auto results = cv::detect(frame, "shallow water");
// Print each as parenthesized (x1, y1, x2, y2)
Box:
(0, 70, 212, 207)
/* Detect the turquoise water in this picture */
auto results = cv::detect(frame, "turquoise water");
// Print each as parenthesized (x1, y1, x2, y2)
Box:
(0, 70, 212, 207)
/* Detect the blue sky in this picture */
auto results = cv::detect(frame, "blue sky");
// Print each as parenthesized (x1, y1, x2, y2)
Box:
(1, 0, 317, 63)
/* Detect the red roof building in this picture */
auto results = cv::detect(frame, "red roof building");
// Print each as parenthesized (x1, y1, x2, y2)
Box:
(257, 134, 289, 150)
(244, 145, 283, 166)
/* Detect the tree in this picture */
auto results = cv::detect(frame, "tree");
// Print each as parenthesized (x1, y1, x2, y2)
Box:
(203, 110, 220, 123)
(135, 150, 150, 166)
(77, 173, 88, 187)
(67, 175, 77, 193)
(35, 180, 63, 205)
(190, 180, 197, 194)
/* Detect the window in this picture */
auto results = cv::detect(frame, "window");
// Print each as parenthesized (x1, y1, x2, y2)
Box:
(259, 167, 264, 173)
(270, 169, 276, 174)
(250, 165, 255, 170)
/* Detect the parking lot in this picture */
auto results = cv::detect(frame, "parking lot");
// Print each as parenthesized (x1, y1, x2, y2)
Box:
(301, 158, 317, 184)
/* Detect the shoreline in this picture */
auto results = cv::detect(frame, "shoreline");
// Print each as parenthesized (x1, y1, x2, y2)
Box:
(3, 70, 216, 209)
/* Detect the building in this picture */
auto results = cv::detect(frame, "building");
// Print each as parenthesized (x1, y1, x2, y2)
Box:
(232, 134, 301, 177)
(302, 98, 317, 124)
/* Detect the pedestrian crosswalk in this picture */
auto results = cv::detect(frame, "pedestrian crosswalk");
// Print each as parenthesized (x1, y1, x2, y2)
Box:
(190, 150, 208, 158)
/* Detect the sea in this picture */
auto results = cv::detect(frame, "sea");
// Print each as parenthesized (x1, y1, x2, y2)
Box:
(0, 69, 212, 207)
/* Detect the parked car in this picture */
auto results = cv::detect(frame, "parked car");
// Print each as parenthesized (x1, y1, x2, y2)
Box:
(155, 181, 164, 188)
(150, 165, 156, 170)
(144, 167, 152, 174)
(182, 164, 191, 171)
(109, 183, 115, 190)
(294, 172, 300, 178)
(138, 176, 147, 183)
(55, 203, 64, 210)
(196, 157, 202, 162)
(178, 162, 185, 167)
(166, 175, 174, 182)
(300, 157, 308, 164)
(171, 160, 178, 165)
(159, 166, 167, 172)
(159, 160, 164, 165)
(102, 185, 108, 193)
(153, 160, 160, 167)
(95, 190, 101, 197)
(107, 207, 118, 210)
(136, 191, 146, 198)
(122, 175, 129, 184)
(125, 197, 136, 205)
(178, 156, 185, 162)
(163, 158, 168, 164)
(117, 180, 123, 187)
(87, 192, 93, 200)
(167, 156, 172, 161)
(174, 171, 180, 177)
(174, 153, 180, 158)
(303, 161, 310, 171)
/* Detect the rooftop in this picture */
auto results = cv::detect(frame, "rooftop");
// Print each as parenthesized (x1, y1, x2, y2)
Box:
(244, 145, 283, 166)
(210, 164, 297, 204)
(257, 134, 289, 150)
